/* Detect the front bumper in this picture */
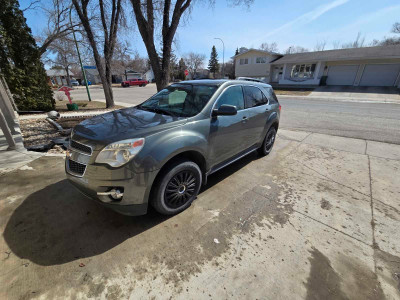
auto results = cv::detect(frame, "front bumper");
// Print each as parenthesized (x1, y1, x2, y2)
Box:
(65, 140, 158, 216)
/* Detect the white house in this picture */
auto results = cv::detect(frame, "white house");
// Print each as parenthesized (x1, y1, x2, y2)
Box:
(233, 49, 281, 82)
(46, 69, 74, 86)
(144, 68, 155, 82)
(270, 45, 400, 88)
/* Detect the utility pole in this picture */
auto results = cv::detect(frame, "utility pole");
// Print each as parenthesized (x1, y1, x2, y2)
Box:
(214, 38, 225, 79)
(69, 7, 91, 101)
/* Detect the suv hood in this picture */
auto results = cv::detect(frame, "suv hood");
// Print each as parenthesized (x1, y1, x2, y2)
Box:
(73, 107, 187, 144)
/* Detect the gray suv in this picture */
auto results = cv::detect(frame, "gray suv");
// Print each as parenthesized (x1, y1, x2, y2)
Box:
(66, 80, 281, 216)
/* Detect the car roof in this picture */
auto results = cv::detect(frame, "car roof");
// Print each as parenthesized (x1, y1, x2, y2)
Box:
(174, 79, 272, 88)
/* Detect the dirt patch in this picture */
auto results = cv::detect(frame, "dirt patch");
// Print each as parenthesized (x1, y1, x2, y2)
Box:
(274, 88, 314, 96)
(321, 198, 333, 210)
(55, 100, 123, 112)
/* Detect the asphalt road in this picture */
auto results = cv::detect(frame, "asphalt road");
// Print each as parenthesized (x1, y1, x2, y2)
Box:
(278, 98, 400, 145)
(68, 85, 400, 144)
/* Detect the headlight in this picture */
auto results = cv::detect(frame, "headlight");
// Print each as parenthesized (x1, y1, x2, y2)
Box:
(95, 138, 145, 167)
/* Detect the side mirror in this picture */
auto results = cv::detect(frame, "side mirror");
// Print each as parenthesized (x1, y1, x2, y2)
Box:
(212, 104, 237, 117)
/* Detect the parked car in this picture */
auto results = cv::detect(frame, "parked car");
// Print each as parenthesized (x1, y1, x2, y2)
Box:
(121, 78, 148, 87)
(66, 80, 281, 216)
(71, 79, 79, 86)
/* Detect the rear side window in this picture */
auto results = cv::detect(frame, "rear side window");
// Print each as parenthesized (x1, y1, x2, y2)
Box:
(215, 85, 245, 110)
(243, 86, 268, 108)
(264, 87, 279, 104)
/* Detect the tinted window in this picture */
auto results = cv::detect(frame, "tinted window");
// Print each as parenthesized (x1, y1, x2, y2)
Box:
(215, 86, 244, 110)
(243, 86, 267, 108)
(264, 87, 279, 104)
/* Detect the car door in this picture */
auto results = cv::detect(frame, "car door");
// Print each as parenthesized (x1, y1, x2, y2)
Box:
(243, 85, 272, 145)
(209, 85, 249, 166)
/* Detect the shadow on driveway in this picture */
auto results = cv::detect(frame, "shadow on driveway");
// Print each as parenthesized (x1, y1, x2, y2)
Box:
(3, 152, 259, 266)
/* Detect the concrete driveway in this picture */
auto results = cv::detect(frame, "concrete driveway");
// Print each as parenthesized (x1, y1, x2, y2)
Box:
(1, 130, 399, 299)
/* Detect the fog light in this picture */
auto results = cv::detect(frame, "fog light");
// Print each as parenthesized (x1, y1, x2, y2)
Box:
(97, 188, 124, 200)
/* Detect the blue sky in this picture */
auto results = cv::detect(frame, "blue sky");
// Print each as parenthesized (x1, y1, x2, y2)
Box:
(21, 0, 400, 61)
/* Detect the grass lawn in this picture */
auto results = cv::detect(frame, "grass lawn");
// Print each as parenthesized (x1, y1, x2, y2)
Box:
(55, 100, 124, 112)
(273, 89, 314, 96)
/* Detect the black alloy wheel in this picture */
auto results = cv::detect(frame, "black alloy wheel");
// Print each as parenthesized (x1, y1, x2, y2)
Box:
(164, 170, 197, 209)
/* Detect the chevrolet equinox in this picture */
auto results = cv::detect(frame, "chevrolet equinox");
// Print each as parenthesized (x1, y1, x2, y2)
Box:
(66, 80, 281, 216)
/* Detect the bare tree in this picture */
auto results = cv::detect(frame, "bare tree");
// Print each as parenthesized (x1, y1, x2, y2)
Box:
(45, 36, 78, 86)
(314, 40, 326, 51)
(36, 0, 82, 55)
(259, 42, 278, 53)
(392, 22, 400, 34)
(183, 52, 205, 79)
(130, 0, 254, 91)
(341, 32, 365, 49)
(130, 1, 192, 91)
(285, 46, 309, 54)
(331, 40, 341, 49)
(72, 0, 124, 107)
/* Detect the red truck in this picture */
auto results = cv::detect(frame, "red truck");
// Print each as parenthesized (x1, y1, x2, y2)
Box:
(121, 78, 148, 87)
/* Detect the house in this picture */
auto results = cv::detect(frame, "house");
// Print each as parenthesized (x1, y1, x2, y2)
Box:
(144, 69, 155, 82)
(233, 49, 282, 82)
(46, 69, 74, 86)
(270, 45, 400, 88)
(125, 70, 143, 80)
(83, 66, 101, 84)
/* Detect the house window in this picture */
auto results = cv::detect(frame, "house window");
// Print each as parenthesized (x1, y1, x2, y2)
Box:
(256, 57, 267, 64)
(239, 58, 249, 65)
(290, 63, 316, 79)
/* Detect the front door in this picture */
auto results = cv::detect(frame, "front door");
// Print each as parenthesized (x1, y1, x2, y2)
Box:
(209, 85, 248, 166)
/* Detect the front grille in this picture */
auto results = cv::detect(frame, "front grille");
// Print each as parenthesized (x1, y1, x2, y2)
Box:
(68, 159, 86, 176)
(70, 140, 92, 155)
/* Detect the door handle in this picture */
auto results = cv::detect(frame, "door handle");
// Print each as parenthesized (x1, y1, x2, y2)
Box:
(242, 116, 248, 122)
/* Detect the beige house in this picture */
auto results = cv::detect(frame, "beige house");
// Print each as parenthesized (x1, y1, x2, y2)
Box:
(233, 49, 281, 82)
(270, 45, 400, 88)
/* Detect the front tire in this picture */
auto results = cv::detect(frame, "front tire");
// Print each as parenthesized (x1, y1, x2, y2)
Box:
(258, 127, 277, 156)
(151, 160, 202, 215)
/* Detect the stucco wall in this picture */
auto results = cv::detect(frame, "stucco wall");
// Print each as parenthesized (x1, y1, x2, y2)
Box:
(235, 51, 281, 79)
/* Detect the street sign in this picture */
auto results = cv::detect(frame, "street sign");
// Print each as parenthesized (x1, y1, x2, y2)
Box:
(184, 69, 189, 76)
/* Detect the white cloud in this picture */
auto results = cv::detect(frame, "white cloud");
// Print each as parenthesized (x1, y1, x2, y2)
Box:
(253, 0, 350, 44)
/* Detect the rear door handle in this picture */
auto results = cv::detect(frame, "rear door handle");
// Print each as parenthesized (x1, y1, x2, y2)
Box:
(242, 116, 248, 122)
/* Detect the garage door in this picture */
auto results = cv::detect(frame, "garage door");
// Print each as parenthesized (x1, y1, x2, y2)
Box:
(360, 64, 400, 87)
(326, 65, 359, 85)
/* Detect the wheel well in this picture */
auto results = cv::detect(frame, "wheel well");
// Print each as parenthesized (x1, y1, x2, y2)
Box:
(271, 121, 279, 132)
(149, 151, 207, 202)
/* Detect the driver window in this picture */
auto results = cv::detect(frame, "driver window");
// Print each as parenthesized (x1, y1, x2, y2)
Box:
(215, 86, 244, 110)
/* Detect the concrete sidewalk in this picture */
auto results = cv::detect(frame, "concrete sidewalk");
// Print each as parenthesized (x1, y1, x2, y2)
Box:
(278, 86, 400, 104)
(1, 129, 399, 299)
(0, 125, 43, 175)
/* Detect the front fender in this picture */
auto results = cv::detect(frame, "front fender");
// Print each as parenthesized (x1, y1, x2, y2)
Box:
(128, 127, 208, 173)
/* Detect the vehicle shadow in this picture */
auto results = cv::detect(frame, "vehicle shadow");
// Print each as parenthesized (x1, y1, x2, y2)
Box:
(3, 152, 260, 266)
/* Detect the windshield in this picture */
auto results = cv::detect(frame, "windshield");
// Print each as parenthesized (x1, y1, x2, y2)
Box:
(137, 84, 218, 117)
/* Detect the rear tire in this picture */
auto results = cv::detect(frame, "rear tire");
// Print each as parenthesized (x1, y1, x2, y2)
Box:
(151, 160, 202, 215)
(258, 127, 277, 156)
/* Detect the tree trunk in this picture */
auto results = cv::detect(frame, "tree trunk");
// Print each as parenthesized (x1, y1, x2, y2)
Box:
(104, 59, 114, 107)
(72, 0, 117, 108)
(65, 67, 71, 87)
